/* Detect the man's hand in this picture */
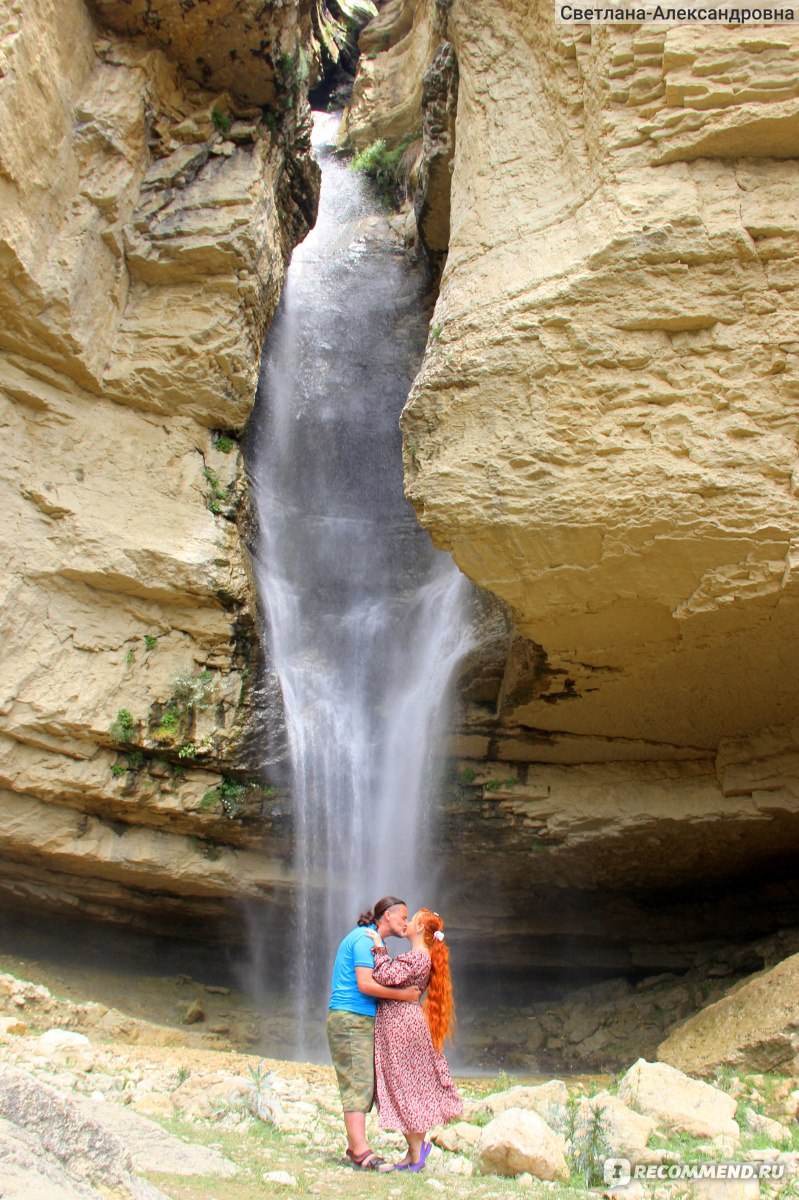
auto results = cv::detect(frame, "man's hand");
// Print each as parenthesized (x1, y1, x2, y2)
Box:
(355, 968, 422, 1003)
(396, 987, 422, 1003)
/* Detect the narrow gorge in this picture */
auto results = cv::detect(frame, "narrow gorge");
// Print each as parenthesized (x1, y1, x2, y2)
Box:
(2, 0, 799, 1076)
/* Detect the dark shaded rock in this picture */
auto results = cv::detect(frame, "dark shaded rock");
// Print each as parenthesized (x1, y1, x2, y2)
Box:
(182, 1000, 206, 1025)
(415, 41, 458, 286)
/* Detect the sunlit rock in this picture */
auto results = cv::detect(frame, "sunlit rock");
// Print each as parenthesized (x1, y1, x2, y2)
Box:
(617, 1059, 739, 1141)
(658, 952, 799, 1075)
(477, 1107, 570, 1180)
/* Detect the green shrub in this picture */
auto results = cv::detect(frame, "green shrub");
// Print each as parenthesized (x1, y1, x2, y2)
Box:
(201, 776, 273, 820)
(571, 1102, 611, 1186)
(211, 105, 231, 134)
(548, 1095, 612, 1187)
(154, 707, 182, 741)
(173, 670, 216, 710)
(484, 777, 518, 792)
(350, 134, 419, 206)
(214, 436, 234, 454)
(111, 748, 144, 777)
(144, 634, 158, 651)
(109, 709, 135, 743)
(203, 466, 228, 515)
(216, 777, 247, 818)
(200, 790, 221, 812)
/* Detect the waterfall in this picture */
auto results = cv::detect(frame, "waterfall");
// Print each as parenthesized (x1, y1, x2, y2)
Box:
(249, 112, 473, 1054)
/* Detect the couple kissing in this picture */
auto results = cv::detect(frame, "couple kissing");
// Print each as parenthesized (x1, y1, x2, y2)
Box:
(326, 895, 463, 1172)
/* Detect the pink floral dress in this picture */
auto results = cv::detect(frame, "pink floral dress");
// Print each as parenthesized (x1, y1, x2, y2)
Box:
(371, 946, 463, 1134)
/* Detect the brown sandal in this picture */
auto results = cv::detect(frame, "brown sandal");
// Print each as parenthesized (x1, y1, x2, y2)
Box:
(345, 1147, 390, 1171)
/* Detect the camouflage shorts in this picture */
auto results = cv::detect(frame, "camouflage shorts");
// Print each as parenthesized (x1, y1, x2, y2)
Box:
(326, 1009, 375, 1113)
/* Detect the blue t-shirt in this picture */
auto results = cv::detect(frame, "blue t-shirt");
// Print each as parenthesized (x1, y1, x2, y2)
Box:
(329, 925, 378, 1016)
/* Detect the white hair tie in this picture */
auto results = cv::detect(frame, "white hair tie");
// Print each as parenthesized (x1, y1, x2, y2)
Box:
(433, 930, 445, 941)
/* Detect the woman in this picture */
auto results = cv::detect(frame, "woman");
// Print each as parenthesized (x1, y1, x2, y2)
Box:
(365, 908, 463, 1171)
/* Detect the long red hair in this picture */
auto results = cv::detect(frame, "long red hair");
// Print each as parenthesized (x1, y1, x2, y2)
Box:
(417, 908, 455, 1053)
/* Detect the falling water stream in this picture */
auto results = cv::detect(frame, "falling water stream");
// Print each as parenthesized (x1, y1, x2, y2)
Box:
(249, 112, 473, 1055)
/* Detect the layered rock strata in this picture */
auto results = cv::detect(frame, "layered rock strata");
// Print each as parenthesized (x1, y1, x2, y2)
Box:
(343, 2, 799, 978)
(0, 0, 318, 935)
(4, 0, 799, 1025)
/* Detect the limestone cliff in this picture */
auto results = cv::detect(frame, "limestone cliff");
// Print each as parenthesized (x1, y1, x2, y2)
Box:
(0, 0, 321, 934)
(5, 0, 799, 1017)
(345, 2, 799, 979)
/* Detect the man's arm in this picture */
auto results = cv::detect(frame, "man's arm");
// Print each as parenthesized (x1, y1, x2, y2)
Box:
(355, 966, 421, 1003)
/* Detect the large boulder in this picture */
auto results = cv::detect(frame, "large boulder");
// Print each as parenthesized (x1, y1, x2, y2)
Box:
(0, 1066, 170, 1199)
(658, 952, 799, 1075)
(465, 1080, 569, 1121)
(618, 1060, 739, 1142)
(477, 1107, 569, 1180)
(432, 1120, 483, 1154)
(0, 1115, 108, 1200)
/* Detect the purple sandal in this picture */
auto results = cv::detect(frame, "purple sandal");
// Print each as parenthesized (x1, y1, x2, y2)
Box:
(410, 1141, 432, 1173)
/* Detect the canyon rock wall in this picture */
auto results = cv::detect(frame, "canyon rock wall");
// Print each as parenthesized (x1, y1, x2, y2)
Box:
(345, 1, 799, 974)
(4, 0, 799, 1002)
(0, 0, 320, 935)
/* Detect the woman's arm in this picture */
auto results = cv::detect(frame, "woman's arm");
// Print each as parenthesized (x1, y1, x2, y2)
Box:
(355, 966, 421, 1003)
(370, 946, 419, 988)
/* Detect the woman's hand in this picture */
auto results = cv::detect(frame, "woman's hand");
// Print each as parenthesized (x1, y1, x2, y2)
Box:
(362, 927, 384, 947)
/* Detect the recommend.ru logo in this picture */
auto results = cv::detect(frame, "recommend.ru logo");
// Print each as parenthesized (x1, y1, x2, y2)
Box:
(603, 1158, 787, 1186)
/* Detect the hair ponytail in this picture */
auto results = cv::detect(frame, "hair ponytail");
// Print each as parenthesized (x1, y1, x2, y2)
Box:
(357, 895, 405, 928)
(417, 908, 455, 1053)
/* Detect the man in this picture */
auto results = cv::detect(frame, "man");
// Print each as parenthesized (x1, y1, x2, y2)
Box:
(327, 895, 421, 1170)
